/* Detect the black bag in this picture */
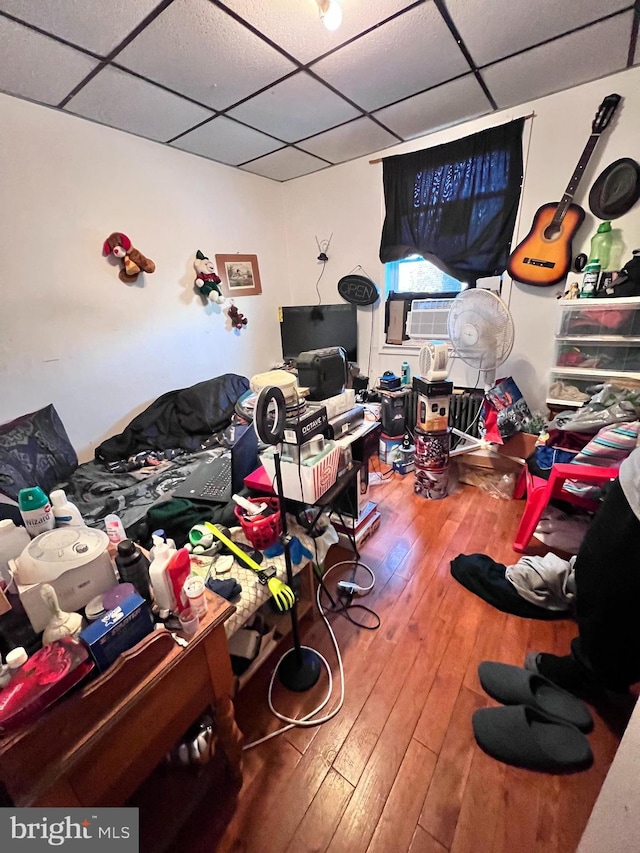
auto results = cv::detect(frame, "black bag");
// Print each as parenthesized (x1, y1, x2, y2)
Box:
(596, 251, 640, 297)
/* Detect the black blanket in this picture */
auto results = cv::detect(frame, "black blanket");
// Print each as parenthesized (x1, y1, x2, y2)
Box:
(95, 374, 250, 463)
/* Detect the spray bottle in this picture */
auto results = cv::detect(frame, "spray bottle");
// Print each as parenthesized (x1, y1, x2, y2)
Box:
(149, 536, 177, 611)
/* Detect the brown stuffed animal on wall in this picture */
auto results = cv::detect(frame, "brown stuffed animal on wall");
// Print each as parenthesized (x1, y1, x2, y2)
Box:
(102, 232, 156, 283)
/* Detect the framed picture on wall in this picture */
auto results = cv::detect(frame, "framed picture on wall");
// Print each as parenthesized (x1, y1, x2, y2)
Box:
(215, 254, 262, 297)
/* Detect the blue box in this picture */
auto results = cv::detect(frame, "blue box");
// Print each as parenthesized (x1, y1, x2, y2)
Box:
(79, 593, 154, 672)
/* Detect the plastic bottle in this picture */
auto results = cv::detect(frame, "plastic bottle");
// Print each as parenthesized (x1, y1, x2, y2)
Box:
(0, 519, 30, 588)
(580, 259, 601, 298)
(104, 513, 127, 545)
(49, 489, 84, 527)
(18, 487, 55, 538)
(149, 529, 176, 560)
(115, 539, 152, 600)
(589, 221, 613, 270)
(166, 549, 192, 614)
(401, 361, 411, 386)
(149, 537, 177, 611)
(5, 646, 28, 672)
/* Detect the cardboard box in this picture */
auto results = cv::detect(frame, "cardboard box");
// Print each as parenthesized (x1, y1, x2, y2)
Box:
(495, 431, 539, 463)
(456, 445, 522, 474)
(379, 433, 403, 464)
(79, 593, 154, 672)
(282, 404, 328, 445)
(260, 443, 340, 502)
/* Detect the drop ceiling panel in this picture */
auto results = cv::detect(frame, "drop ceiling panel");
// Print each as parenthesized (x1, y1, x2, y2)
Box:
(116, 0, 296, 110)
(0, 0, 161, 56)
(374, 74, 492, 140)
(64, 65, 214, 142)
(228, 71, 360, 142)
(299, 116, 398, 163)
(241, 147, 328, 181)
(312, 3, 469, 111)
(0, 17, 99, 106)
(446, 0, 632, 67)
(483, 13, 633, 109)
(171, 116, 283, 165)
(220, 0, 417, 64)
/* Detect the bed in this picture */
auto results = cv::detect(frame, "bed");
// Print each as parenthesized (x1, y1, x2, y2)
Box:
(0, 373, 251, 542)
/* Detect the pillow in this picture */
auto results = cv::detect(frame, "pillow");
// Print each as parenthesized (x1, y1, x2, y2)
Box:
(0, 405, 78, 501)
(562, 420, 640, 500)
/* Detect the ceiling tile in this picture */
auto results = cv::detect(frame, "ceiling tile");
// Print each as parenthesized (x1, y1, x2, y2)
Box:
(446, 0, 632, 67)
(298, 116, 398, 164)
(0, 0, 161, 56)
(171, 116, 283, 165)
(483, 12, 633, 109)
(0, 17, 98, 106)
(227, 71, 360, 142)
(64, 65, 213, 142)
(116, 0, 296, 109)
(374, 74, 492, 140)
(221, 0, 417, 64)
(240, 148, 328, 182)
(312, 3, 469, 111)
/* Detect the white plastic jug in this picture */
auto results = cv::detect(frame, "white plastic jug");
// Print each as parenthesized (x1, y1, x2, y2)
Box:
(0, 519, 30, 587)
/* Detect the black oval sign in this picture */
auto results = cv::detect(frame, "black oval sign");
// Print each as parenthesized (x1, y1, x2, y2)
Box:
(337, 274, 379, 306)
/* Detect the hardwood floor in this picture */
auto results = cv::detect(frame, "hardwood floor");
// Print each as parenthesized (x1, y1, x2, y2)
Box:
(173, 473, 627, 853)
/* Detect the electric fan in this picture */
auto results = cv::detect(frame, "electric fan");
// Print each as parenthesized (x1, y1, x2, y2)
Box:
(446, 289, 515, 455)
(418, 341, 449, 381)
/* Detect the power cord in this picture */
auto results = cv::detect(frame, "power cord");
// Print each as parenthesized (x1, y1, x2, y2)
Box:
(242, 558, 378, 749)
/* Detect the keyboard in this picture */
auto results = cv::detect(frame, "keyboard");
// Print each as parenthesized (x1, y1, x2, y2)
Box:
(197, 460, 232, 499)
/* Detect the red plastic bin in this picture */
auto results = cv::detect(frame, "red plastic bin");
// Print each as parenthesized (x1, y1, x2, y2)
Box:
(234, 497, 282, 551)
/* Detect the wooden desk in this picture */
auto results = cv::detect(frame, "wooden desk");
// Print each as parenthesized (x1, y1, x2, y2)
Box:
(0, 591, 242, 807)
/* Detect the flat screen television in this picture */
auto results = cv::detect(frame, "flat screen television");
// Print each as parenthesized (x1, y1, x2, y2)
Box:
(279, 303, 358, 363)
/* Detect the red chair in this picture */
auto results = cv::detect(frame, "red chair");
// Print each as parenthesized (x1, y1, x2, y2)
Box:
(512, 462, 619, 552)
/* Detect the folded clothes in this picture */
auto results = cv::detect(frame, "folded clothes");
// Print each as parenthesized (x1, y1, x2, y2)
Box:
(206, 577, 242, 600)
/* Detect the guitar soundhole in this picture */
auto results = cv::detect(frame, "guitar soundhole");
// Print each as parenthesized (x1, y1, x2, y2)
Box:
(543, 222, 562, 241)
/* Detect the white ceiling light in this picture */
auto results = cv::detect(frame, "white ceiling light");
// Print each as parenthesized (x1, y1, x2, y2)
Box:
(317, 0, 342, 31)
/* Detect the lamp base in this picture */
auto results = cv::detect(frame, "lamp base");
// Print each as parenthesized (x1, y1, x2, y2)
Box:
(277, 647, 322, 692)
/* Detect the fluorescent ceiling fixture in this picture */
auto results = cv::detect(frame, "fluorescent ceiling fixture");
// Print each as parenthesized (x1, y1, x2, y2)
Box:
(317, 0, 342, 31)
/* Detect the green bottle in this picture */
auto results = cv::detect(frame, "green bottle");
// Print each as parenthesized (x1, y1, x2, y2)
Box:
(589, 221, 612, 270)
(580, 259, 601, 298)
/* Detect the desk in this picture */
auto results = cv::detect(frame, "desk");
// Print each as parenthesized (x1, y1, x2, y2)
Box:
(0, 591, 242, 807)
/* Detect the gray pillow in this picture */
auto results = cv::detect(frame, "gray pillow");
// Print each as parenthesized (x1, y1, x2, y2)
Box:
(0, 405, 78, 501)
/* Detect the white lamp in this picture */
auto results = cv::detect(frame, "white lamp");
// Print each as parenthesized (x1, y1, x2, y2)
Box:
(317, 0, 342, 31)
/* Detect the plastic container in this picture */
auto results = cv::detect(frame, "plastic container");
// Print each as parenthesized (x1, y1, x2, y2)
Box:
(401, 361, 411, 386)
(182, 575, 207, 617)
(167, 549, 191, 614)
(580, 259, 601, 298)
(149, 529, 176, 560)
(588, 221, 612, 270)
(0, 519, 30, 588)
(6, 646, 28, 670)
(104, 514, 127, 545)
(18, 487, 55, 538)
(149, 538, 177, 611)
(178, 607, 200, 636)
(234, 497, 282, 551)
(49, 489, 84, 527)
(115, 539, 151, 600)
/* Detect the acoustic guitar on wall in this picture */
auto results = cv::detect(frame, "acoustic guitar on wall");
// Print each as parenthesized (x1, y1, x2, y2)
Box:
(507, 93, 621, 287)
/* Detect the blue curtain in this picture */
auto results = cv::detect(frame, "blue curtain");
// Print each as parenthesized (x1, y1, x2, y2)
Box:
(379, 119, 524, 283)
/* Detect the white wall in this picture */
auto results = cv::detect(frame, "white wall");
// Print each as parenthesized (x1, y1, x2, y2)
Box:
(0, 94, 289, 461)
(281, 65, 640, 414)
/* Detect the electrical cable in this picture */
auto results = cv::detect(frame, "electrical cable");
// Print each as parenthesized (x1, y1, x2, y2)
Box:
(315, 261, 327, 305)
(242, 557, 378, 749)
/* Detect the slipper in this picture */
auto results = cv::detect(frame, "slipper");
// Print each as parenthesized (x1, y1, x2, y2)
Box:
(478, 661, 593, 732)
(472, 705, 593, 772)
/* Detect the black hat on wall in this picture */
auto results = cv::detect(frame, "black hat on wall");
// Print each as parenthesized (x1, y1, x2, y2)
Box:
(589, 158, 640, 220)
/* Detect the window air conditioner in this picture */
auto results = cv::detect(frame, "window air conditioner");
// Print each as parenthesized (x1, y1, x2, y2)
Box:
(406, 299, 454, 340)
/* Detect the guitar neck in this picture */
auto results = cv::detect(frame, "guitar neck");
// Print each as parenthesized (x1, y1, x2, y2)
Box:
(552, 133, 601, 225)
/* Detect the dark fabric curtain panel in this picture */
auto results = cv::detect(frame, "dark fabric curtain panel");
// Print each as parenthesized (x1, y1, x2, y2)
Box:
(379, 119, 524, 282)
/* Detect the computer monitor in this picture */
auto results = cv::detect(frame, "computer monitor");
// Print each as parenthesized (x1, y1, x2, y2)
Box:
(279, 303, 358, 363)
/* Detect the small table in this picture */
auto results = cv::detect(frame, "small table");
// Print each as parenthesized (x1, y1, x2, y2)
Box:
(0, 590, 242, 807)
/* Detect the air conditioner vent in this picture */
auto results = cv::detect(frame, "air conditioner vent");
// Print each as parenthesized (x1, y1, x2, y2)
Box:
(406, 299, 454, 340)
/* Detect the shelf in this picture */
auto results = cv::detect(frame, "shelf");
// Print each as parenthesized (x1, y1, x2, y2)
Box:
(556, 335, 640, 344)
(545, 397, 584, 408)
(549, 367, 640, 380)
(557, 296, 640, 307)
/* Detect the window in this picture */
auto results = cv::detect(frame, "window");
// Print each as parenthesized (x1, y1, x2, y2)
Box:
(386, 255, 468, 296)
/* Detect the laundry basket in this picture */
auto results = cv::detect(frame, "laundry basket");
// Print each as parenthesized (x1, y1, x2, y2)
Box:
(234, 498, 282, 551)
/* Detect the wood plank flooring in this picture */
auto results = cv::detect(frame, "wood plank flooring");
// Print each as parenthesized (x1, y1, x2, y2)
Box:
(173, 473, 628, 853)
